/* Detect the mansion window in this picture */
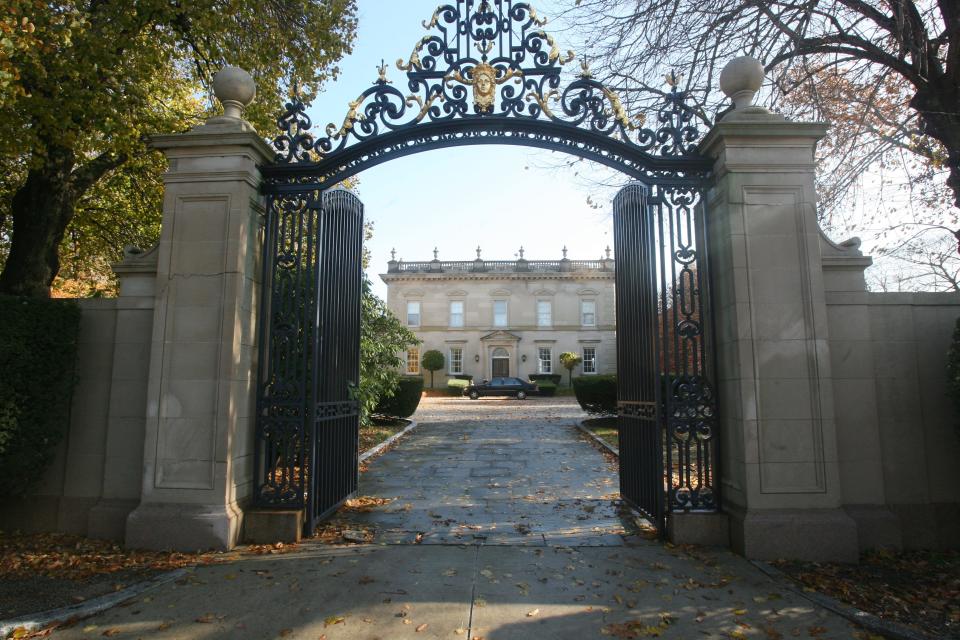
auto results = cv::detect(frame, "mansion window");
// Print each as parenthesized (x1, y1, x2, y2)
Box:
(581, 300, 596, 326)
(536, 300, 552, 327)
(493, 300, 508, 327)
(406, 347, 420, 374)
(449, 301, 464, 327)
(407, 301, 421, 327)
(537, 347, 552, 374)
(582, 346, 597, 374)
(449, 347, 464, 374)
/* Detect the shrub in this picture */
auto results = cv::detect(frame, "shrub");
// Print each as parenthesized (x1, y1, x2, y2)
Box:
(446, 378, 469, 396)
(0, 295, 81, 498)
(948, 316, 960, 437)
(529, 373, 562, 386)
(375, 376, 423, 418)
(573, 375, 617, 415)
(451, 374, 473, 381)
(536, 381, 557, 397)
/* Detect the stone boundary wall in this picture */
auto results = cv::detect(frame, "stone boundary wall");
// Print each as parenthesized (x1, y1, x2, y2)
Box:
(0, 249, 156, 540)
(823, 236, 960, 550)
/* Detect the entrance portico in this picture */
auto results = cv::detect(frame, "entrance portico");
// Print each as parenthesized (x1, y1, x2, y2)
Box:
(481, 331, 520, 380)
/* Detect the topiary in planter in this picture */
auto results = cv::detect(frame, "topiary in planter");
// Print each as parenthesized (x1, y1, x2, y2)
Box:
(573, 375, 617, 414)
(375, 376, 424, 418)
(0, 295, 81, 498)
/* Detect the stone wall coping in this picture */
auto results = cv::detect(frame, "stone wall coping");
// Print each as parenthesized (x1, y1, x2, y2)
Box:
(700, 119, 830, 157)
(865, 291, 960, 306)
(149, 130, 274, 163)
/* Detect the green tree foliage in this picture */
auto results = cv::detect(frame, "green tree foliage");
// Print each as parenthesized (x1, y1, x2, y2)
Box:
(359, 275, 419, 426)
(559, 351, 583, 388)
(0, 0, 358, 297)
(421, 350, 445, 388)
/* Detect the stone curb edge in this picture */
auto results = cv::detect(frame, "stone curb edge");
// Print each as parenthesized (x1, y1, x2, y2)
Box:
(359, 419, 418, 464)
(0, 568, 190, 639)
(575, 419, 619, 457)
(750, 560, 935, 640)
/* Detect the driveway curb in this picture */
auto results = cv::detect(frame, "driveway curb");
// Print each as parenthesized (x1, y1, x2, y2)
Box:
(575, 419, 619, 457)
(750, 560, 935, 640)
(0, 568, 189, 639)
(360, 419, 418, 463)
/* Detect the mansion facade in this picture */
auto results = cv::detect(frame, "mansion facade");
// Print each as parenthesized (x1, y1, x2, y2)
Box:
(381, 248, 616, 385)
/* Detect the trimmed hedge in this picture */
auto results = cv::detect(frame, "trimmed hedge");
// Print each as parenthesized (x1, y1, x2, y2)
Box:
(446, 378, 469, 396)
(529, 373, 562, 386)
(375, 376, 424, 418)
(0, 295, 81, 498)
(536, 381, 557, 397)
(948, 316, 960, 437)
(573, 375, 617, 415)
(451, 374, 473, 381)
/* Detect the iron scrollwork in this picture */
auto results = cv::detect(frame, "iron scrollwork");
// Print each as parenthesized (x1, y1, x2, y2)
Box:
(266, 0, 712, 189)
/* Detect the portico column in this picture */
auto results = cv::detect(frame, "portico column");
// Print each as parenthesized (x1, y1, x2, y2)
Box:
(702, 57, 858, 561)
(125, 68, 272, 550)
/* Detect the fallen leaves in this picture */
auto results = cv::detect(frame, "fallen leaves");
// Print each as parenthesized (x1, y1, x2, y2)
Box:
(0, 531, 229, 581)
(775, 548, 960, 638)
(323, 615, 345, 627)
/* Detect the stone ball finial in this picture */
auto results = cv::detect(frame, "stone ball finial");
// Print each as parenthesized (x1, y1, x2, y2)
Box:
(212, 66, 256, 120)
(719, 56, 765, 111)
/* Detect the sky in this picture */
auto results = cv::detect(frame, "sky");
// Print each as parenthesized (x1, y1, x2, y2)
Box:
(308, 0, 614, 299)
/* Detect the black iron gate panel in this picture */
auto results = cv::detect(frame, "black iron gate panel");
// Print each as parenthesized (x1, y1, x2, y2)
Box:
(253, 188, 364, 535)
(614, 183, 718, 532)
(613, 184, 662, 525)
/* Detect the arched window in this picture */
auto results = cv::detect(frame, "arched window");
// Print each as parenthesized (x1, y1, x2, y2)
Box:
(492, 347, 509, 358)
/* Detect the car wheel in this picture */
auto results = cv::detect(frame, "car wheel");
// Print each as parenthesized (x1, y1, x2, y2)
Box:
(516, 391, 527, 400)
(469, 390, 479, 400)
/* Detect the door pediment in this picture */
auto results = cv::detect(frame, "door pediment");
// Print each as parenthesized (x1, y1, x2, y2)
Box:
(480, 330, 521, 342)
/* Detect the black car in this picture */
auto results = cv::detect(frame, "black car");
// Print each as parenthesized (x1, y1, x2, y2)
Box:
(465, 377, 539, 400)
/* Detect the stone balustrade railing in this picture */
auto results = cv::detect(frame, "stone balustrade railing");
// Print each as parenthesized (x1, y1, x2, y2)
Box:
(386, 258, 615, 274)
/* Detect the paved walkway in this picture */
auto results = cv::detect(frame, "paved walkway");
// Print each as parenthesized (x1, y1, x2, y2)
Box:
(47, 397, 862, 639)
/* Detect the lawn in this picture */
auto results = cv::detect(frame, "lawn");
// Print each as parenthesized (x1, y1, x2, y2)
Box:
(360, 417, 409, 453)
(582, 416, 618, 450)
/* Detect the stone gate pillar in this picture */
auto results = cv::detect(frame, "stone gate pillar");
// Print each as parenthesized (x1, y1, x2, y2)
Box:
(701, 58, 858, 561)
(125, 68, 272, 550)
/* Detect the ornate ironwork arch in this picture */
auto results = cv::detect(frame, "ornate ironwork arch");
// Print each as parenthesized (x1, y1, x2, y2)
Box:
(262, 0, 712, 190)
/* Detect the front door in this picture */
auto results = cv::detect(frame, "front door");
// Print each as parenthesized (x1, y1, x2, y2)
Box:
(491, 347, 510, 377)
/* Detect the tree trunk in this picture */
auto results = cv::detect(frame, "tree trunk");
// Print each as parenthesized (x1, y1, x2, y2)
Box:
(911, 86, 960, 210)
(0, 147, 77, 298)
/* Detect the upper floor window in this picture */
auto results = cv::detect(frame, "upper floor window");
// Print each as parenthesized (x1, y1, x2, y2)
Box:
(581, 300, 596, 326)
(407, 347, 421, 374)
(536, 300, 552, 327)
(449, 347, 463, 374)
(537, 347, 552, 374)
(493, 300, 508, 327)
(582, 346, 597, 374)
(449, 301, 464, 327)
(406, 301, 421, 327)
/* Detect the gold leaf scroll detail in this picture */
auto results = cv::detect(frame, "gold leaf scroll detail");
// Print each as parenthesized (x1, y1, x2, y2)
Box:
(525, 89, 559, 119)
(527, 6, 548, 26)
(422, 7, 442, 29)
(406, 89, 445, 123)
(537, 31, 575, 64)
(325, 95, 365, 140)
(602, 87, 637, 130)
(397, 36, 429, 72)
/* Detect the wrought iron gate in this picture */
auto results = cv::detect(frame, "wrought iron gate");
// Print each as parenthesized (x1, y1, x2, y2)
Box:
(254, 0, 719, 537)
(253, 188, 364, 534)
(614, 182, 717, 531)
